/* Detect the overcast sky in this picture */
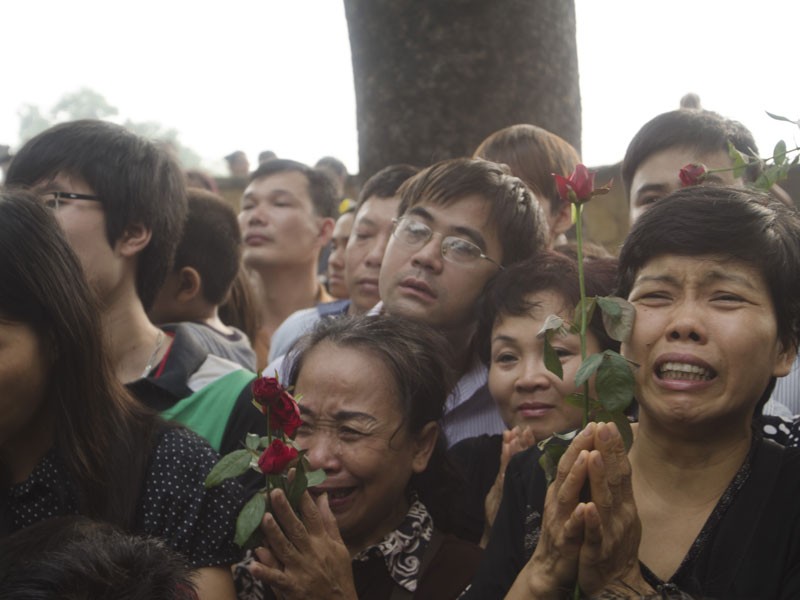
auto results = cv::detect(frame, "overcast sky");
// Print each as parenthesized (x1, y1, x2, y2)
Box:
(2, 1, 798, 174)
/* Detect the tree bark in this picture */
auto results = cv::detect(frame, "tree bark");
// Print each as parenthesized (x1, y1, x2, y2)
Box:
(344, 0, 581, 180)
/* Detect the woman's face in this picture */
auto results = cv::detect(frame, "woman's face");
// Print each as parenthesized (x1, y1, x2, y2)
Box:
(294, 342, 436, 551)
(489, 290, 599, 440)
(0, 317, 50, 474)
(621, 255, 795, 433)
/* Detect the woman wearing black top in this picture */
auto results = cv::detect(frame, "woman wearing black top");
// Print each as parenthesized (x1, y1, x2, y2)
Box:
(0, 191, 244, 599)
(467, 186, 800, 599)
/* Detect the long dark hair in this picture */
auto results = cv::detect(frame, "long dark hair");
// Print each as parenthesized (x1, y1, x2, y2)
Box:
(0, 190, 159, 529)
(288, 314, 463, 532)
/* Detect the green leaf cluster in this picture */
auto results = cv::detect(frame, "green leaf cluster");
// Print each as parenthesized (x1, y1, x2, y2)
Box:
(205, 419, 326, 548)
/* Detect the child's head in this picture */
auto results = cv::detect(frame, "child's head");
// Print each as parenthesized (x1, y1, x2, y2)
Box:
(149, 189, 242, 324)
(476, 251, 618, 439)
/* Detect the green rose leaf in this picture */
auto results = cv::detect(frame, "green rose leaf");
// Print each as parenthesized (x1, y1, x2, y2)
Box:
(537, 434, 571, 485)
(204, 449, 253, 488)
(574, 352, 603, 388)
(597, 296, 635, 342)
(287, 465, 308, 509)
(595, 409, 634, 451)
(573, 296, 597, 327)
(235, 491, 266, 547)
(245, 433, 260, 451)
(774, 140, 788, 166)
(728, 142, 750, 179)
(537, 314, 565, 337)
(766, 111, 799, 125)
(565, 392, 584, 408)
(305, 468, 327, 488)
(543, 335, 564, 380)
(595, 351, 635, 412)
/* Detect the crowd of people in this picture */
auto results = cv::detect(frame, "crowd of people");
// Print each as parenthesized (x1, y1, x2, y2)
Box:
(1, 104, 799, 600)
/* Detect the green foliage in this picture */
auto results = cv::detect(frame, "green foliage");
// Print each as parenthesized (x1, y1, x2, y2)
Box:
(14, 87, 202, 167)
(235, 492, 267, 547)
(543, 335, 564, 380)
(723, 113, 800, 193)
(204, 449, 253, 488)
(597, 296, 635, 343)
(595, 350, 635, 412)
(245, 433, 261, 451)
(574, 352, 603, 388)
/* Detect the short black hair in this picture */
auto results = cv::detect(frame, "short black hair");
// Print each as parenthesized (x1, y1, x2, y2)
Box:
(248, 158, 338, 219)
(617, 185, 800, 413)
(357, 164, 420, 209)
(476, 251, 619, 365)
(173, 189, 242, 305)
(0, 516, 198, 600)
(5, 119, 187, 310)
(288, 315, 463, 532)
(622, 109, 759, 199)
(397, 158, 548, 267)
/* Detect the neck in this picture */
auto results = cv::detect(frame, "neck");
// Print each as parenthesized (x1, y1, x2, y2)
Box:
(629, 414, 752, 504)
(344, 496, 410, 558)
(443, 324, 478, 377)
(200, 309, 234, 335)
(102, 291, 168, 384)
(250, 262, 322, 335)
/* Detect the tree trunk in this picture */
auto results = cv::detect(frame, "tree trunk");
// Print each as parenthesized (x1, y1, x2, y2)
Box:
(344, 0, 581, 180)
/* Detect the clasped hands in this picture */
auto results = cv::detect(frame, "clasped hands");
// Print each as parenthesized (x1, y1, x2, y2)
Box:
(508, 421, 652, 599)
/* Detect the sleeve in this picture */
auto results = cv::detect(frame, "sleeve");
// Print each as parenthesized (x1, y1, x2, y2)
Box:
(461, 447, 541, 598)
(137, 427, 246, 569)
(220, 380, 269, 456)
(447, 435, 502, 543)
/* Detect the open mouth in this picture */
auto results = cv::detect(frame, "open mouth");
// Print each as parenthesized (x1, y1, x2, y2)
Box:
(656, 361, 716, 381)
(311, 487, 357, 501)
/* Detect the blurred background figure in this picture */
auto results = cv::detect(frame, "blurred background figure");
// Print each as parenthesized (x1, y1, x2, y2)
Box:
(326, 206, 355, 300)
(258, 150, 277, 165)
(315, 155, 349, 200)
(225, 150, 250, 178)
(185, 168, 220, 193)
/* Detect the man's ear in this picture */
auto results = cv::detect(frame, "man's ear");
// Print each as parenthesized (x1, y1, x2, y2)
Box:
(411, 422, 439, 474)
(317, 217, 335, 247)
(116, 223, 152, 258)
(176, 266, 203, 303)
(550, 200, 574, 239)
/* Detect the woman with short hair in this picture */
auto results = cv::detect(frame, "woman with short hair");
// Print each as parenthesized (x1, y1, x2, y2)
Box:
(467, 185, 800, 599)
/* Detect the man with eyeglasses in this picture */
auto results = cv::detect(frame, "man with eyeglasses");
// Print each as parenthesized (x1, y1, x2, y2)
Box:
(5, 120, 266, 453)
(378, 157, 548, 445)
(4, 120, 258, 597)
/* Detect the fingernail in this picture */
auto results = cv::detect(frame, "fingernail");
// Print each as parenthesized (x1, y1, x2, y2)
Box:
(582, 423, 595, 437)
(574, 503, 585, 517)
(591, 450, 603, 467)
(575, 450, 586, 466)
(598, 423, 611, 441)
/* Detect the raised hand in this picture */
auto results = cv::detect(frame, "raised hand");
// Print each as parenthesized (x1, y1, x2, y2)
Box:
(482, 426, 536, 547)
(248, 489, 357, 600)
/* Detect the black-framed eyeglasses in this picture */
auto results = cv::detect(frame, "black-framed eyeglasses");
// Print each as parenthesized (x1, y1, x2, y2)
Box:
(40, 191, 102, 210)
(391, 216, 503, 269)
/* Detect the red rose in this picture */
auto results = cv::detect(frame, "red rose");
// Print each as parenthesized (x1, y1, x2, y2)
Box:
(268, 391, 303, 437)
(252, 376, 284, 404)
(679, 163, 707, 187)
(257, 439, 299, 474)
(553, 164, 596, 204)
